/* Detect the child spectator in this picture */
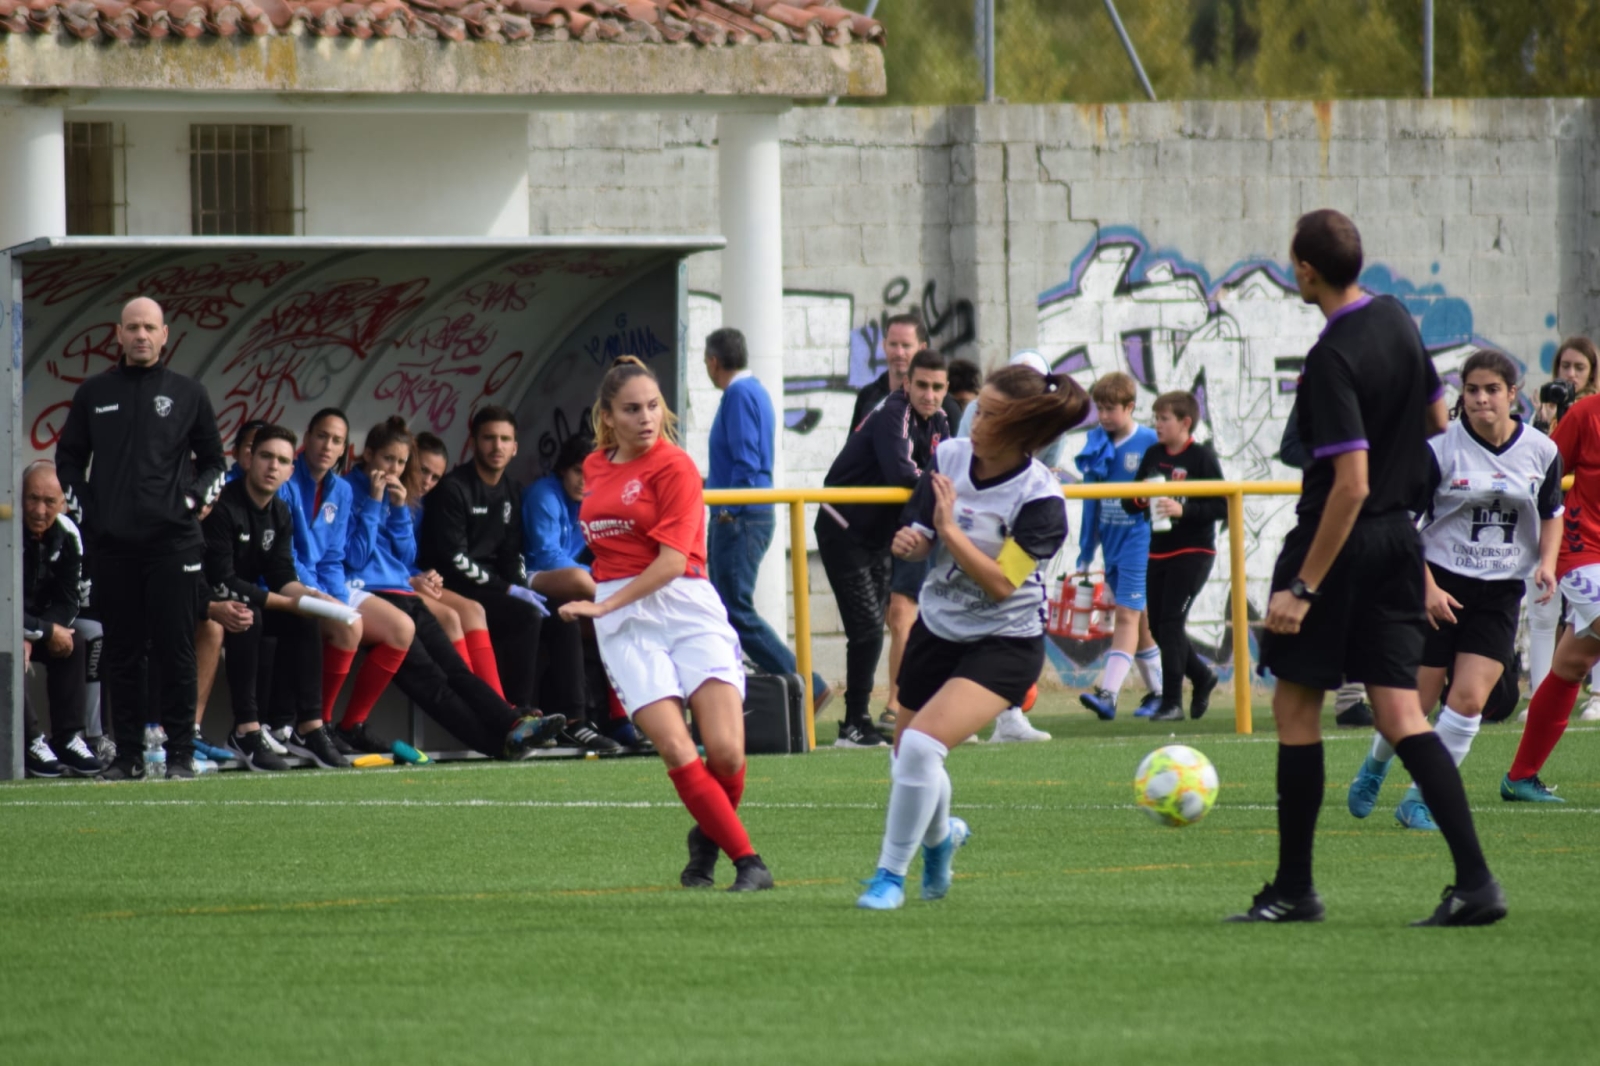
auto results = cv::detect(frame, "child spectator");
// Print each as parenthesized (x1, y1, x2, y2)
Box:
(1074, 372, 1162, 720)
(1123, 391, 1225, 722)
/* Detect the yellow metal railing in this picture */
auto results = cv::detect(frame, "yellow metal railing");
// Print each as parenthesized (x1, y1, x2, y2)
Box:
(703, 480, 1307, 747)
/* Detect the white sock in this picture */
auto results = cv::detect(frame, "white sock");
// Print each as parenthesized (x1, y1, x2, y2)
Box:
(1528, 584, 1560, 690)
(1370, 733, 1396, 763)
(1101, 650, 1134, 695)
(876, 730, 949, 876)
(1135, 646, 1163, 694)
(1589, 662, 1600, 698)
(1435, 707, 1480, 767)
(924, 761, 953, 848)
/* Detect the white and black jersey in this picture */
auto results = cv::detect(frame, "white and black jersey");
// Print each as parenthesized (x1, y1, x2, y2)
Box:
(903, 439, 1067, 641)
(1420, 419, 1563, 582)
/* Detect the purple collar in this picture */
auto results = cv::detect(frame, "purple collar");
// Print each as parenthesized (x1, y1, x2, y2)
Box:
(1319, 294, 1373, 338)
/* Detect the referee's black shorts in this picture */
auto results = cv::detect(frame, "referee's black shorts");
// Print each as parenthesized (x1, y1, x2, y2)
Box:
(1259, 514, 1427, 691)
(895, 618, 1045, 712)
(1419, 564, 1523, 669)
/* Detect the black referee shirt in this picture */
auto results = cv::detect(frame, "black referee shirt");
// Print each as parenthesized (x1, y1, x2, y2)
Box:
(1295, 294, 1441, 521)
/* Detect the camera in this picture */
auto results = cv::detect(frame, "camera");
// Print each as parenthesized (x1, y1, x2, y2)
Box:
(1534, 378, 1576, 432)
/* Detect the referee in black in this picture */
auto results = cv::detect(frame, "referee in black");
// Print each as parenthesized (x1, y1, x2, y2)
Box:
(55, 297, 226, 780)
(1236, 210, 1504, 926)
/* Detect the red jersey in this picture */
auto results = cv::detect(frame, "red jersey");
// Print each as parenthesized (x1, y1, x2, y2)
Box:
(1552, 394, 1600, 576)
(580, 439, 708, 582)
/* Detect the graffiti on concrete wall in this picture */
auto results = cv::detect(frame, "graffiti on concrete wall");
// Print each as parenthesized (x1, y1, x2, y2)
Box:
(1035, 226, 1542, 686)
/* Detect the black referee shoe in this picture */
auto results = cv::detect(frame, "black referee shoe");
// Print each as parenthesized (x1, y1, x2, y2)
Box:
(288, 725, 349, 769)
(1226, 883, 1326, 923)
(1190, 670, 1219, 720)
(1412, 878, 1507, 927)
(562, 723, 624, 755)
(1150, 702, 1185, 723)
(681, 826, 719, 888)
(728, 855, 774, 892)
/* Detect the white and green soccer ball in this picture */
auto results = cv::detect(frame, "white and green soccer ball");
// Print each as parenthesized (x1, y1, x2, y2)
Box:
(1134, 744, 1219, 827)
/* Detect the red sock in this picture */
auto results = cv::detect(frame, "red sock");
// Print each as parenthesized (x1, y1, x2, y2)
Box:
(321, 646, 356, 724)
(710, 764, 745, 810)
(341, 644, 408, 729)
(451, 638, 472, 668)
(668, 760, 754, 861)
(1510, 672, 1581, 780)
(607, 686, 627, 722)
(463, 629, 504, 699)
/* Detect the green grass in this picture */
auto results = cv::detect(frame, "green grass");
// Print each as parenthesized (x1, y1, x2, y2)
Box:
(3, 695, 1596, 1066)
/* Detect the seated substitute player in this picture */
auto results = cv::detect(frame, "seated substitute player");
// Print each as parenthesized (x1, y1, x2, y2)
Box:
(1122, 391, 1225, 723)
(345, 417, 566, 760)
(204, 425, 359, 771)
(559, 356, 773, 892)
(856, 364, 1089, 910)
(1347, 350, 1561, 826)
(521, 432, 598, 604)
(1501, 379, 1600, 801)
(1075, 373, 1162, 720)
(1238, 208, 1503, 927)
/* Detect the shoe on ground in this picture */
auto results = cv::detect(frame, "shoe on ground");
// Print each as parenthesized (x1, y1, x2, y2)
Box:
(607, 719, 651, 751)
(681, 826, 719, 888)
(287, 724, 349, 769)
(728, 854, 774, 892)
(334, 721, 391, 756)
(190, 731, 237, 764)
(1394, 787, 1439, 831)
(1347, 754, 1390, 818)
(165, 756, 198, 780)
(504, 713, 567, 759)
(228, 729, 290, 772)
(1226, 882, 1327, 923)
(1335, 700, 1375, 728)
(24, 734, 64, 778)
(1150, 702, 1185, 723)
(55, 732, 103, 777)
(1079, 687, 1117, 721)
(1580, 696, 1600, 722)
(1412, 878, 1508, 927)
(88, 734, 117, 765)
(877, 708, 898, 731)
(95, 758, 145, 782)
(1500, 773, 1564, 803)
(1133, 691, 1162, 719)
(835, 720, 890, 748)
(1191, 670, 1219, 720)
(921, 816, 970, 901)
(327, 729, 358, 757)
(990, 707, 1050, 743)
(263, 727, 293, 756)
(1020, 684, 1039, 712)
(856, 868, 905, 910)
(562, 723, 624, 755)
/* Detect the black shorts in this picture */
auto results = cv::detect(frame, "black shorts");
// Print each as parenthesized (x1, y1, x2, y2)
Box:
(1259, 515, 1427, 691)
(895, 618, 1045, 711)
(1420, 565, 1523, 669)
(890, 556, 929, 598)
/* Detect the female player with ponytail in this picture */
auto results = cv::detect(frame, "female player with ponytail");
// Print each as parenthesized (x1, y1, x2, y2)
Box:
(559, 356, 773, 892)
(856, 364, 1089, 909)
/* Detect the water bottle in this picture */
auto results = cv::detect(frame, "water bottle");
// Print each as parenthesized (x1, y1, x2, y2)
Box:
(1069, 580, 1096, 638)
(142, 724, 167, 781)
(1146, 475, 1173, 533)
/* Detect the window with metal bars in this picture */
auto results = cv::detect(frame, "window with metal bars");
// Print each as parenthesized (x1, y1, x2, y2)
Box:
(65, 122, 124, 235)
(188, 124, 299, 236)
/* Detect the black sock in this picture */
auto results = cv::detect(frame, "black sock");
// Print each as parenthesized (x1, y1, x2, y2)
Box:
(1395, 733, 1492, 892)
(1274, 743, 1324, 897)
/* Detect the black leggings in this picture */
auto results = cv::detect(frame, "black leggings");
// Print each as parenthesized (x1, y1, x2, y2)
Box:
(816, 522, 891, 722)
(1146, 552, 1215, 707)
(95, 549, 207, 759)
(377, 592, 520, 757)
(461, 586, 543, 709)
(23, 635, 87, 740)
(223, 607, 323, 731)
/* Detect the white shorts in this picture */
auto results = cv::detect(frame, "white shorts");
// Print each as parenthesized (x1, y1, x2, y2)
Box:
(1559, 565, 1600, 639)
(593, 576, 745, 716)
(348, 588, 372, 610)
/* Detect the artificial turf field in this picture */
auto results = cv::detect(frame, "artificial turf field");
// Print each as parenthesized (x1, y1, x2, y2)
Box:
(3, 693, 1597, 1066)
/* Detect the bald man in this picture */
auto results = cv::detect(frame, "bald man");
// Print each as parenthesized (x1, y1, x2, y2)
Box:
(55, 296, 226, 780)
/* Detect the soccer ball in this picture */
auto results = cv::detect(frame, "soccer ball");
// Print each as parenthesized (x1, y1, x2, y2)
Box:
(1134, 745, 1219, 827)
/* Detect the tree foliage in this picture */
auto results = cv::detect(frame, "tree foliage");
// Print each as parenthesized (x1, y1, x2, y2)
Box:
(871, 0, 1600, 105)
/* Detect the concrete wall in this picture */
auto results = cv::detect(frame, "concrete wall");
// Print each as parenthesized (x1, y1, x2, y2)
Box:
(529, 99, 1600, 686)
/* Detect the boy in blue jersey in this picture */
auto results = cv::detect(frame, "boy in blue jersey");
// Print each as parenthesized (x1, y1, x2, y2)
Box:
(1075, 372, 1163, 720)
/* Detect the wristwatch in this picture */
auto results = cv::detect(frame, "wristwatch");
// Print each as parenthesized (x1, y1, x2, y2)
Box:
(1288, 578, 1321, 602)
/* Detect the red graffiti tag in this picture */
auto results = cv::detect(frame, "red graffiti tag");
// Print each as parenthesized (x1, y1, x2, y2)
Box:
(26, 252, 132, 307)
(449, 279, 533, 315)
(130, 254, 304, 331)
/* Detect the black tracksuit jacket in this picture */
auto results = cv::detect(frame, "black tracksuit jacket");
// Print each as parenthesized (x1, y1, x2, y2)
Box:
(818, 388, 949, 552)
(202, 480, 300, 607)
(22, 516, 84, 640)
(418, 464, 528, 597)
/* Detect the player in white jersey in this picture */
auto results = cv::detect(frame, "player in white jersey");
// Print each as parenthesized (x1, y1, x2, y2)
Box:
(855, 364, 1088, 910)
(1348, 349, 1562, 828)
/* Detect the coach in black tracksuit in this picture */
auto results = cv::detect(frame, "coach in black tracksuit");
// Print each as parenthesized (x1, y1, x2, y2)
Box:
(55, 297, 226, 779)
(21, 463, 96, 775)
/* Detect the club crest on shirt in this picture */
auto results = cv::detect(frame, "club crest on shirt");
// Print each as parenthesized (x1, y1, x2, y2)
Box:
(621, 479, 642, 505)
(1123, 452, 1140, 473)
(503, 501, 512, 523)
(1450, 478, 1471, 491)
(153, 395, 173, 417)
(322, 502, 338, 524)
(262, 528, 275, 551)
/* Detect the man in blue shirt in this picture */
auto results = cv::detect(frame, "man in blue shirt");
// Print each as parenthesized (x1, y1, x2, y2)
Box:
(704, 327, 830, 710)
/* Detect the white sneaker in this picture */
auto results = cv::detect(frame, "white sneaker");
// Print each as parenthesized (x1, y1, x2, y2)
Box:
(264, 727, 292, 756)
(1580, 696, 1600, 722)
(990, 707, 1051, 743)
(1517, 707, 1530, 723)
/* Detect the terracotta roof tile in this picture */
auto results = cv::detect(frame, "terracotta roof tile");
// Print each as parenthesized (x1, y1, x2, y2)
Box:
(0, 0, 880, 42)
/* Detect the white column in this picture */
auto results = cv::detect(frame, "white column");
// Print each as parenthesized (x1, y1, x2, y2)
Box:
(717, 112, 791, 647)
(0, 106, 67, 250)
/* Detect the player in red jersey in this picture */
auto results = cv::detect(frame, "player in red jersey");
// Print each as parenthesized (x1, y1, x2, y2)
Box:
(559, 356, 773, 892)
(1504, 391, 1600, 801)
